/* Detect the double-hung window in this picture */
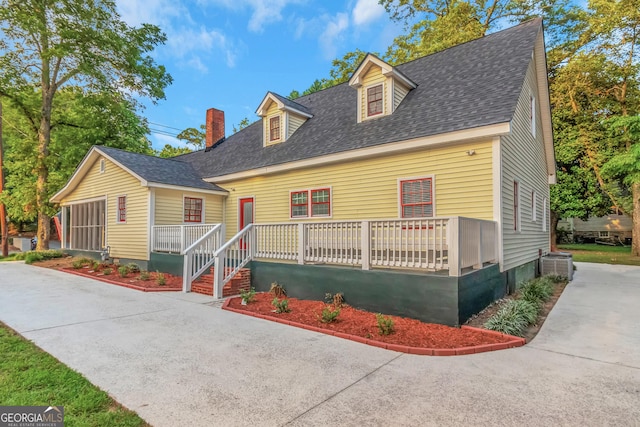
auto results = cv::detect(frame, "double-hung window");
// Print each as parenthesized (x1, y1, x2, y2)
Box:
(400, 178, 433, 218)
(290, 188, 331, 218)
(184, 197, 203, 223)
(269, 116, 280, 142)
(367, 84, 383, 117)
(117, 196, 126, 223)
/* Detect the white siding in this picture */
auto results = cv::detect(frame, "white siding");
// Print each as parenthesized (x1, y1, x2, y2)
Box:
(287, 113, 306, 138)
(500, 56, 551, 271)
(393, 82, 410, 111)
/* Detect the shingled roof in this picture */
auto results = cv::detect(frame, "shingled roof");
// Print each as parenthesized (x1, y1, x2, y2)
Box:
(180, 18, 543, 180)
(95, 146, 226, 192)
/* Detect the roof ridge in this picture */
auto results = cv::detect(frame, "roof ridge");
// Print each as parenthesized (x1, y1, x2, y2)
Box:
(96, 145, 191, 164)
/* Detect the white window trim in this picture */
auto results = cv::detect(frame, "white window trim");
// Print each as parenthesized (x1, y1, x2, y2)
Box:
(513, 180, 521, 233)
(99, 159, 106, 174)
(542, 197, 548, 232)
(363, 82, 385, 120)
(530, 94, 536, 137)
(532, 190, 537, 222)
(397, 175, 436, 218)
(182, 194, 205, 224)
(237, 195, 255, 231)
(288, 187, 333, 220)
(115, 194, 127, 224)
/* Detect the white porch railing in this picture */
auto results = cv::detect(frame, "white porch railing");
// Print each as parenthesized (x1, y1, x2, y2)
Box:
(212, 224, 255, 298)
(182, 224, 225, 292)
(207, 217, 498, 296)
(152, 224, 218, 254)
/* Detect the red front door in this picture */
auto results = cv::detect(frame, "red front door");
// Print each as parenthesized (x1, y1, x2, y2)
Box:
(239, 197, 254, 248)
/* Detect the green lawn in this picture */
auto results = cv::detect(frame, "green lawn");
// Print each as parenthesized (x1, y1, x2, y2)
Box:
(0, 323, 148, 427)
(558, 244, 640, 266)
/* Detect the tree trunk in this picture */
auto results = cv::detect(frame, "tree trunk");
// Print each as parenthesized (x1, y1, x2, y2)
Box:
(550, 210, 559, 252)
(0, 101, 8, 257)
(35, 96, 52, 251)
(632, 182, 640, 257)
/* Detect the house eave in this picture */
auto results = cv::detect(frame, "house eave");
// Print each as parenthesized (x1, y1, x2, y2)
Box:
(146, 182, 229, 196)
(204, 122, 512, 183)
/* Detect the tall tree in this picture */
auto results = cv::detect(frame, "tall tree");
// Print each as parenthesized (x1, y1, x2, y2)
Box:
(232, 117, 250, 133)
(157, 144, 192, 158)
(0, 0, 171, 249)
(0, 101, 7, 256)
(177, 125, 206, 150)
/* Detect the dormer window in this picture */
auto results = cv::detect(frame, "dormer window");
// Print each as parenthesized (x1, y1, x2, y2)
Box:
(269, 116, 281, 141)
(349, 53, 417, 123)
(256, 92, 313, 147)
(367, 85, 383, 117)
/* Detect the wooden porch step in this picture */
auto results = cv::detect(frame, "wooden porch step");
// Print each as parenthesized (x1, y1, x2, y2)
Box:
(190, 268, 251, 297)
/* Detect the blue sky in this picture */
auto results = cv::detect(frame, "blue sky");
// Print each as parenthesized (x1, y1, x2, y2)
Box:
(115, 0, 406, 150)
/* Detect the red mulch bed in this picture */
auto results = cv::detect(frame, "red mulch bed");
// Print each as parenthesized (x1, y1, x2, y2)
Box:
(61, 264, 182, 290)
(227, 293, 513, 349)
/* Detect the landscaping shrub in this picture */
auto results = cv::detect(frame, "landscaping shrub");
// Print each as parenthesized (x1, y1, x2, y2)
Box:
(117, 266, 129, 278)
(520, 277, 554, 306)
(324, 292, 344, 308)
(138, 270, 150, 281)
(484, 299, 539, 337)
(272, 297, 290, 313)
(91, 260, 101, 271)
(269, 282, 286, 298)
(72, 259, 85, 269)
(319, 305, 341, 323)
(240, 287, 256, 304)
(375, 313, 395, 335)
(126, 263, 140, 274)
(24, 252, 44, 264)
(19, 250, 65, 264)
(156, 271, 166, 286)
(102, 268, 112, 275)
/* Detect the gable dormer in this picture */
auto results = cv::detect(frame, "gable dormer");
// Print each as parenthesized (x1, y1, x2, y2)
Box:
(349, 54, 417, 123)
(256, 92, 313, 147)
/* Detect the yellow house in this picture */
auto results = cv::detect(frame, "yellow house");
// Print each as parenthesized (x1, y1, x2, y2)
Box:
(51, 19, 555, 325)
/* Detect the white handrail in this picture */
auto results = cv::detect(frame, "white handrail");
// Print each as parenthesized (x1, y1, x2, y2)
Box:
(152, 224, 218, 253)
(182, 224, 224, 292)
(212, 224, 255, 299)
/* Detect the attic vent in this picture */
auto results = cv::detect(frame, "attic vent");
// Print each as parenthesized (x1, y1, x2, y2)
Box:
(100, 159, 105, 174)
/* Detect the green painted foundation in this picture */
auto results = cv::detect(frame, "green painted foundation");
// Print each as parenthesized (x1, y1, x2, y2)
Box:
(249, 261, 506, 326)
(506, 259, 538, 293)
(148, 252, 183, 276)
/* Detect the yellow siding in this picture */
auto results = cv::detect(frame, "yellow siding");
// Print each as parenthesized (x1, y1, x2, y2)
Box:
(222, 140, 494, 237)
(501, 56, 551, 271)
(287, 113, 306, 138)
(154, 188, 224, 225)
(394, 82, 410, 111)
(360, 65, 387, 121)
(264, 102, 283, 146)
(61, 157, 149, 260)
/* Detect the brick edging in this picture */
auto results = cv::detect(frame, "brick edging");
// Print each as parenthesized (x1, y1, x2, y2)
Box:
(221, 299, 525, 356)
(60, 269, 182, 292)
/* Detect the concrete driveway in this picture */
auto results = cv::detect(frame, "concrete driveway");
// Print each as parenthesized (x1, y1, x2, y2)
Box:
(0, 262, 638, 426)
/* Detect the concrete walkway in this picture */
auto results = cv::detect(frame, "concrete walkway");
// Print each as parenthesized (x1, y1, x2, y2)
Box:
(0, 262, 638, 426)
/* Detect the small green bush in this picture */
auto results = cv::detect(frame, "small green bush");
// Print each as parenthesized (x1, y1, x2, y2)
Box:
(24, 252, 44, 264)
(240, 287, 256, 304)
(520, 277, 553, 306)
(269, 282, 286, 298)
(375, 313, 395, 335)
(72, 259, 85, 269)
(102, 268, 112, 275)
(484, 299, 539, 337)
(91, 260, 101, 271)
(138, 270, 150, 281)
(272, 297, 290, 313)
(319, 305, 341, 323)
(126, 262, 140, 274)
(156, 271, 166, 286)
(117, 266, 129, 278)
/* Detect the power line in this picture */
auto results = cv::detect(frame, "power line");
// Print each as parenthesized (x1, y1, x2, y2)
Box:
(148, 121, 184, 132)
(149, 128, 180, 138)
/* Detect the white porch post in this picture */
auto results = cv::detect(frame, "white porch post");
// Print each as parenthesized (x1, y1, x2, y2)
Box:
(213, 254, 224, 299)
(182, 252, 192, 292)
(180, 225, 185, 253)
(448, 217, 461, 277)
(361, 220, 370, 270)
(297, 223, 305, 265)
(474, 221, 483, 269)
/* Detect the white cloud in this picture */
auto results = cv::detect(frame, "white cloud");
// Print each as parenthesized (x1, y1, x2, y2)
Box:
(116, 1, 240, 72)
(352, 0, 385, 26)
(199, 0, 301, 32)
(319, 13, 349, 59)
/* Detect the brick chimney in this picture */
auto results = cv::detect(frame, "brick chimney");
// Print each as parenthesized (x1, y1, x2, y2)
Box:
(205, 108, 225, 151)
